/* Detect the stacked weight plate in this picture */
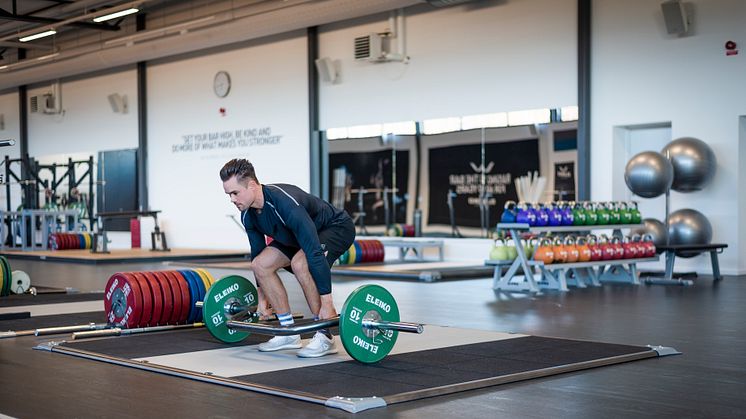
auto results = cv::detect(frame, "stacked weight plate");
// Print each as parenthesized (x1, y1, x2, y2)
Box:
(338, 240, 385, 265)
(0, 256, 11, 296)
(387, 223, 415, 237)
(49, 232, 94, 250)
(104, 268, 215, 328)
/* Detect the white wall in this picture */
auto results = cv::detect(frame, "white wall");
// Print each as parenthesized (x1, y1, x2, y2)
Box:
(591, 0, 746, 274)
(27, 70, 139, 156)
(740, 116, 745, 274)
(318, 0, 577, 128)
(147, 32, 310, 250)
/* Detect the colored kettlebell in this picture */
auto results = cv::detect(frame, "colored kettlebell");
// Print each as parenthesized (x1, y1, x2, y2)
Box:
(629, 201, 642, 224)
(534, 203, 549, 227)
(622, 236, 639, 259)
(507, 238, 519, 260)
(564, 236, 580, 263)
(587, 235, 603, 261)
(643, 234, 657, 258)
(552, 237, 568, 263)
(607, 202, 621, 224)
(500, 200, 518, 223)
(547, 202, 563, 226)
(576, 236, 592, 262)
(525, 238, 537, 258)
(571, 201, 587, 226)
(516, 203, 537, 226)
(617, 202, 632, 224)
(584, 202, 598, 225)
(596, 202, 611, 225)
(610, 236, 625, 259)
(599, 235, 615, 260)
(489, 238, 509, 260)
(533, 238, 554, 264)
(560, 201, 574, 226)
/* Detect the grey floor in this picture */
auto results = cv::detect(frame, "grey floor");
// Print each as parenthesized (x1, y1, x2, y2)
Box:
(1, 258, 744, 418)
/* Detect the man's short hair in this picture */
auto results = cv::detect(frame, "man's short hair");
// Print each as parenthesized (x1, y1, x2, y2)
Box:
(220, 158, 258, 184)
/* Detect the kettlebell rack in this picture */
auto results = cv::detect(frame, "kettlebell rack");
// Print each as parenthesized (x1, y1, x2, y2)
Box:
(489, 223, 659, 292)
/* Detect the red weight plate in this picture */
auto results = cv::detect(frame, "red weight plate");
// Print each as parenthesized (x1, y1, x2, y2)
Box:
(65, 233, 74, 250)
(130, 272, 154, 327)
(158, 271, 182, 324)
(375, 240, 384, 262)
(364, 240, 374, 263)
(151, 271, 174, 325)
(143, 271, 167, 326)
(363, 240, 372, 263)
(165, 270, 190, 324)
(104, 272, 143, 328)
(73, 234, 81, 249)
(58, 233, 67, 250)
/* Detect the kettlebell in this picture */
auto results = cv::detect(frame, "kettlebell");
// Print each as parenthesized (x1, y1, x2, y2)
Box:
(564, 236, 580, 263)
(525, 238, 537, 258)
(552, 237, 568, 263)
(608, 202, 622, 224)
(622, 236, 639, 259)
(489, 238, 509, 260)
(560, 201, 574, 226)
(599, 234, 615, 260)
(629, 201, 642, 224)
(642, 234, 657, 257)
(516, 203, 537, 226)
(584, 202, 598, 225)
(576, 236, 592, 262)
(618, 202, 633, 224)
(533, 238, 554, 264)
(507, 238, 519, 260)
(610, 236, 625, 259)
(572, 201, 587, 226)
(500, 200, 518, 223)
(547, 202, 563, 226)
(534, 203, 549, 226)
(587, 235, 603, 261)
(596, 202, 611, 225)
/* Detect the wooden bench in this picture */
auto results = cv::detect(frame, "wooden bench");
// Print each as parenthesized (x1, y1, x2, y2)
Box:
(645, 243, 728, 286)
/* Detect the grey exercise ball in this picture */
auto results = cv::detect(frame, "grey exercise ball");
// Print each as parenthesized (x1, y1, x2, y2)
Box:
(624, 151, 674, 198)
(668, 208, 712, 246)
(661, 137, 717, 192)
(631, 218, 668, 247)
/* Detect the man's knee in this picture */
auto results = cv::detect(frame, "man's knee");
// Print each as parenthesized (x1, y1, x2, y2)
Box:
(253, 255, 281, 280)
(290, 254, 308, 276)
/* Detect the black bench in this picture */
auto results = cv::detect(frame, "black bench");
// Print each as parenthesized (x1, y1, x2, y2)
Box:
(645, 243, 728, 285)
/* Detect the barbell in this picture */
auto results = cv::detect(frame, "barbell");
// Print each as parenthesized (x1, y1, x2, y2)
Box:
(200, 275, 424, 363)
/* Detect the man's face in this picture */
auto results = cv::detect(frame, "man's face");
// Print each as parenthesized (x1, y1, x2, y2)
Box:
(223, 176, 255, 211)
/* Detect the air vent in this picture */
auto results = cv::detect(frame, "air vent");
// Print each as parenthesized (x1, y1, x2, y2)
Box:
(30, 96, 39, 113)
(354, 33, 384, 61)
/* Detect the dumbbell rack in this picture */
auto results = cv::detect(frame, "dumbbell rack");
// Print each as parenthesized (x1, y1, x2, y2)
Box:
(490, 223, 659, 292)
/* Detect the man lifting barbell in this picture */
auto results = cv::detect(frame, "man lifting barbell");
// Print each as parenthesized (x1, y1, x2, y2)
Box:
(220, 158, 355, 358)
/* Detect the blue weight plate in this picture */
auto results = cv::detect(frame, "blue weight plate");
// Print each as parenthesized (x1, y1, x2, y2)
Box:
(184, 270, 206, 321)
(353, 241, 362, 264)
(177, 270, 200, 323)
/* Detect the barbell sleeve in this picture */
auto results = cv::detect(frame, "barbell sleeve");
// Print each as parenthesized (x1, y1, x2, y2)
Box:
(362, 320, 424, 334)
(35, 323, 107, 336)
(72, 322, 204, 340)
(226, 317, 340, 336)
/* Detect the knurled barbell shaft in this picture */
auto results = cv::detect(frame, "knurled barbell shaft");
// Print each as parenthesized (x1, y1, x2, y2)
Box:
(195, 301, 303, 320)
(362, 319, 424, 334)
(226, 317, 340, 336)
(35, 323, 107, 336)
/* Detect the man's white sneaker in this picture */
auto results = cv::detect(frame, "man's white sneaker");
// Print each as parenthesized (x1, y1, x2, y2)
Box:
(258, 335, 302, 352)
(297, 332, 338, 358)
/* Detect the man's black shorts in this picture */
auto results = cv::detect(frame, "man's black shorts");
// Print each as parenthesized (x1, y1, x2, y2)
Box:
(268, 218, 356, 270)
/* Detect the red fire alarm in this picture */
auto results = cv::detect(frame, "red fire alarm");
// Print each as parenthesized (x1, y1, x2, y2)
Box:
(725, 40, 738, 56)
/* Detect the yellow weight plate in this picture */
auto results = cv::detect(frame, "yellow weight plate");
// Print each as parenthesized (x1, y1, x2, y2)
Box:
(195, 268, 215, 286)
(84, 233, 91, 249)
(193, 269, 211, 292)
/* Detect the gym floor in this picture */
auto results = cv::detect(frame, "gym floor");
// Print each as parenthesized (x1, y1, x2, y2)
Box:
(1, 259, 744, 418)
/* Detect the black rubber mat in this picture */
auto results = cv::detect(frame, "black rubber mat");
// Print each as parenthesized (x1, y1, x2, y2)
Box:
(0, 292, 103, 307)
(236, 336, 652, 398)
(1, 311, 105, 332)
(44, 325, 671, 413)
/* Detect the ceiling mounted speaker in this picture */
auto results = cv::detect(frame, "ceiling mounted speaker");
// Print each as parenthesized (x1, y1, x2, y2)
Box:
(661, 0, 689, 35)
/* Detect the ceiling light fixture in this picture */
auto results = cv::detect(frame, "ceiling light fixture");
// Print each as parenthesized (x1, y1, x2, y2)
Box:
(19, 30, 57, 42)
(93, 8, 140, 23)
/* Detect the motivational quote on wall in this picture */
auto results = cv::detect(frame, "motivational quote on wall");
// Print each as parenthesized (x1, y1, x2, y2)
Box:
(172, 127, 282, 153)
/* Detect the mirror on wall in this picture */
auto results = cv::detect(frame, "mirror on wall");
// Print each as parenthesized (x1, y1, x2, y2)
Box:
(325, 119, 578, 238)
